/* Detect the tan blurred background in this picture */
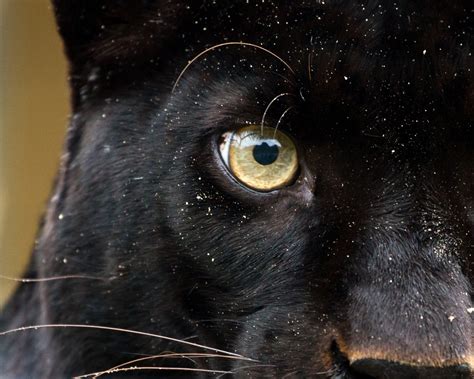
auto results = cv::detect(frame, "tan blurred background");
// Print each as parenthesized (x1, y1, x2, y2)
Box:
(0, 0, 68, 305)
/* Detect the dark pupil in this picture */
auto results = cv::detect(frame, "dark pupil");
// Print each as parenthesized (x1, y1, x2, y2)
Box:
(252, 142, 279, 165)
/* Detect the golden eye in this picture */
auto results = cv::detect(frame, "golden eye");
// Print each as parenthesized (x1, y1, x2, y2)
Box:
(219, 125, 299, 192)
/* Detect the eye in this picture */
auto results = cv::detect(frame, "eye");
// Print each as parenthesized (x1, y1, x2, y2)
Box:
(219, 125, 299, 192)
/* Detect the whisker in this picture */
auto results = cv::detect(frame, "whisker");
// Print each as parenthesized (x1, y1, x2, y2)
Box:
(74, 366, 233, 378)
(172, 41, 296, 92)
(0, 274, 109, 283)
(282, 370, 300, 379)
(260, 92, 293, 135)
(81, 352, 252, 378)
(216, 363, 277, 379)
(0, 324, 251, 359)
(316, 369, 337, 376)
(273, 106, 295, 138)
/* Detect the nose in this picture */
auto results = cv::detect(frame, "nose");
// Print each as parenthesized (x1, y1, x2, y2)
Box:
(350, 359, 471, 379)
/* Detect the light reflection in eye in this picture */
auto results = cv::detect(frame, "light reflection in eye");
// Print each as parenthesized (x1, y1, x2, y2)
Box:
(219, 125, 298, 192)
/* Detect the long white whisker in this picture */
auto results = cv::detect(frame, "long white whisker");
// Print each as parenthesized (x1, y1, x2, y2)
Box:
(0, 274, 108, 283)
(0, 324, 249, 359)
(74, 366, 233, 378)
(172, 41, 295, 92)
(80, 352, 251, 378)
(216, 364, 277, 379)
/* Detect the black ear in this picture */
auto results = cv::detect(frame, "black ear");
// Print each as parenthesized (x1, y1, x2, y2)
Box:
(52, 0, 191, 107)
(52, 0, 188, 67)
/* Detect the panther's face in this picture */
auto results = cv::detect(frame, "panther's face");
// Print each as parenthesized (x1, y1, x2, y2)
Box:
(164, 35, 473, 377)
(2, 1, 472, 378)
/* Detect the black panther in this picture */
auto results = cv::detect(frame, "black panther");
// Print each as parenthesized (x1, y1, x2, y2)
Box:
(0, 1, 472, 378)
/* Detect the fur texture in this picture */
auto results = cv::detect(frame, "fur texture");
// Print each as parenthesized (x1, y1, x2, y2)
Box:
(1, 1, 473, 378)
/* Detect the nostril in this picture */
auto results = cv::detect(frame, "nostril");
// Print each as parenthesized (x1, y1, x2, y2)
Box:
(350, 359, 471, 379)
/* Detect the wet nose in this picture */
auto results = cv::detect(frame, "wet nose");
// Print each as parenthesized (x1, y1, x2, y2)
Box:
(350, 359, 471, 379)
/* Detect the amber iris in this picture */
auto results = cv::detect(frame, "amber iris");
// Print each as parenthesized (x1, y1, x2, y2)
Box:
(220, 125, 298, 191)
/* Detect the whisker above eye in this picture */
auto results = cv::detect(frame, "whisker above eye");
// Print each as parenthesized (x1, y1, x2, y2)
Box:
(172, 41, 296, 93)
(0, 324, 253, 359)
(307, 51, 313, 83)
(273, 106, 295, 138)
(261, 92, 294, 135)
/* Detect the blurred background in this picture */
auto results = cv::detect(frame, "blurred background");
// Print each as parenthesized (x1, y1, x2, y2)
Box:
(0, 0, 68, 305)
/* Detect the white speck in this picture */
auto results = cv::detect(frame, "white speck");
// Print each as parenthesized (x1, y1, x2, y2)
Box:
(63, 258, 68, 264)
(344, 76, 348, 80)
(448, 315, 456, 322)
(102, 113, 107, 118)
(196, 195, 203, 200)
(467, 308, 474, 314)
(88, 67, 100, 82)
(422, 49, 427, 55)
(58, 213, 64, 220)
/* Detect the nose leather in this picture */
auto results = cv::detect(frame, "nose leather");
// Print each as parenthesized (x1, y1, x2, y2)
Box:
(350, 359, 471, 379)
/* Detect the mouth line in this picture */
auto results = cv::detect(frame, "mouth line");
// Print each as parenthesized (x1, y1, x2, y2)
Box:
(329, 342, 472, 379)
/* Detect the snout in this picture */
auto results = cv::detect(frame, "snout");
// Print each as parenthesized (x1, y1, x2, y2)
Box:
(340, 234, 473, 379)
(341, 280, 472, 378)
(331, 339, 472, 379)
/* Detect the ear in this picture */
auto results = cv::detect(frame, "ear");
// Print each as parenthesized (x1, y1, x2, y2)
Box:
(52, 0, 188, 66)
(52, 0, 190, 106)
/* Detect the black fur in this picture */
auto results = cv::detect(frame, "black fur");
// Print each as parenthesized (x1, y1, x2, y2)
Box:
(1, 1, 472, 378)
